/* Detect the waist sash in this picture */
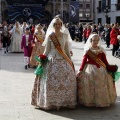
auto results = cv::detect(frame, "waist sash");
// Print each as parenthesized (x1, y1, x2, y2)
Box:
(35, 34, 44, 43)
(86, 50, 106, 68)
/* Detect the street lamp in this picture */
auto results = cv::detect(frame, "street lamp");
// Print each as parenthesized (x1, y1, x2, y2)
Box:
(85, 13, 90, 23)
(104, 6, 110, 23)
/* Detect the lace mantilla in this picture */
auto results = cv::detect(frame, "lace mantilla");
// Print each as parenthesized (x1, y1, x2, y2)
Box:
(90, 46, 103, 55)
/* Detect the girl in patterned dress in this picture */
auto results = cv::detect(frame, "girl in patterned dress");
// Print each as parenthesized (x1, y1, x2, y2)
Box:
(77, 33, 117, 107)
(30, 24, 45, 67)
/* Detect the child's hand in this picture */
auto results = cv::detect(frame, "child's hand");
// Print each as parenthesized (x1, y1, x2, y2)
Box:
(77, 71, 83, 78)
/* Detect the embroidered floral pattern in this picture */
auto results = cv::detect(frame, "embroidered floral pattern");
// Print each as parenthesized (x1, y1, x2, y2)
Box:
(31, 57, 77, 110)
(77, 64, 117, 107)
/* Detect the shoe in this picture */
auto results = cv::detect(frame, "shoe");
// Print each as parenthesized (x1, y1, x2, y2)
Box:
(4, 51, 6, 53)
(28, 64, 30, 68)
(25, 65, 27, 69)
(112, 54, 116, 57)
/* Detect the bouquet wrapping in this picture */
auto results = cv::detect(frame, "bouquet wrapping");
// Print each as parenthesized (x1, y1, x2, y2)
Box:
(34, 54, 48, 76)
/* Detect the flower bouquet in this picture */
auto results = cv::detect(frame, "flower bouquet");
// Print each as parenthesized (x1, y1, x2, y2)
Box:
(107, 64, 120, 82)
(34, 54, 48, 76)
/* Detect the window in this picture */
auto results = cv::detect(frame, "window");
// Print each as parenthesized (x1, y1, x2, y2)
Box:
(116, 16, 120, 24)
(106, 17, 111, 24)
(97, 1, 102, 13)
(98, 18, 102, 24)
(64, 0, 67, 1)
(79, 13, 83, 17)
(116, 0, 120, 10)
(86, 4, 90, 8)
(98, 1, 101, 8)
(85, 13, 90, 17)
(79, 4, 83, 8)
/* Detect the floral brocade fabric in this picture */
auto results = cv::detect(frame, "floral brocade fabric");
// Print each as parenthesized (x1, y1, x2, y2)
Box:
(31, 57, 77, 110)
(30, 42, 44, 67)
(77, 64, 117, 107)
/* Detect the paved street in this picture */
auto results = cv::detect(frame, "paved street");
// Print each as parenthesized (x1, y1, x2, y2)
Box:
(0, 41, 120, 120)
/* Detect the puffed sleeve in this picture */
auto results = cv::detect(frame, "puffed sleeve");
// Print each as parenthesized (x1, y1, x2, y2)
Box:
(79, 54, 88, 71)
(64, 35, 71, 59)
(43, 36, 51, 56)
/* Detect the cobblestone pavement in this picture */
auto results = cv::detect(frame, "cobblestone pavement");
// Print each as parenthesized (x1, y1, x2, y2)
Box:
(0, 41, 120, 120)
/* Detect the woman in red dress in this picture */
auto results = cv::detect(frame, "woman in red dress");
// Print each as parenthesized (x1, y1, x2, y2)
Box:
(85, 25, 91, 42)
(110, 24, 120, 56)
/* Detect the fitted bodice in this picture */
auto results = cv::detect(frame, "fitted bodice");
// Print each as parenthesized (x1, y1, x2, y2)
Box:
(43, 33, 71, 59)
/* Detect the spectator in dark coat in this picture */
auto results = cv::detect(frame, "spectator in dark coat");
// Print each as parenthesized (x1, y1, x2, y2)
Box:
(79, 24, 83, 42)
(105, 24, 111, 48)
(92, 24, 98, 34)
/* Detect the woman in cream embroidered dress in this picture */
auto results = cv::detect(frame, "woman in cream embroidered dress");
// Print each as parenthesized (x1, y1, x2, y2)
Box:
(31, 18, 76, 110)
(30, 24, 45, 67)
(77, 34, 117, 107)
(9, 22, 22, 52)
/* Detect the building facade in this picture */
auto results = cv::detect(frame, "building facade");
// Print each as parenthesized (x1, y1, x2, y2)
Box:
(0, 0, 95, 24)
(45, 0, 70, 23)
(78, 0, 94, 24)
(95, 0, 120, 24)
(46, 0, 94, 24)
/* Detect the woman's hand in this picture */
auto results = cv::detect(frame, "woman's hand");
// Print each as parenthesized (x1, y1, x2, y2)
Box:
(77, 71, 83, 78)
(70, 51, 73, 56)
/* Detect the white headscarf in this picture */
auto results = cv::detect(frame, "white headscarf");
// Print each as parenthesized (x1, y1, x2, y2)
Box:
(11, 22, 22, 35)
(83, 33, 106, 55)
(34, 24, 45, 35)
(42, 17, 72, 47)
(14, 21, 21, 29)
